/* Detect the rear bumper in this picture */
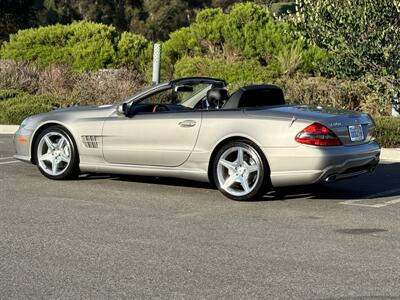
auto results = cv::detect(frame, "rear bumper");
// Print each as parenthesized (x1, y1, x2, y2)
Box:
(266, 141, 381, 187)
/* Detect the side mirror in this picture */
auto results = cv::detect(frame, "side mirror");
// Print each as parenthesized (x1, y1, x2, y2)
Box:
(117, 103, 129, 116)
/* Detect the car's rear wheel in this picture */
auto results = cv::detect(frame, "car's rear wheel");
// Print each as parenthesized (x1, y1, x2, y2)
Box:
(213, 141, 270, 201)
(35, 126, 79, 180)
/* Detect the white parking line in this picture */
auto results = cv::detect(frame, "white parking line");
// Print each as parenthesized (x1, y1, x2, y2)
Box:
(364, 188, 400, 199)
(0, 161, 19, 165)
(340, 188, 400, 208)
(341, 198, 400, 208)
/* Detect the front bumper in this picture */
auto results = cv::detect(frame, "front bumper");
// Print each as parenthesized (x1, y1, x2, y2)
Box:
(13, 127, 34, 163)
(266, 141, 381, 187)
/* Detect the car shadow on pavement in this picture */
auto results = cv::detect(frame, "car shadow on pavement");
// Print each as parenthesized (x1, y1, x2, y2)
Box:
(78, 162, 400, 201)
(264, 162, 400, 201)
(113, 174, 215, 190)
(77, 173, 214, 189)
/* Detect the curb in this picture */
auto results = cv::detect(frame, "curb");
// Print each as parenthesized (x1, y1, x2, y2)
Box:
(0, 125, 399, 162)
(0, 125, 19, 134)
(380, 148, 400, 162)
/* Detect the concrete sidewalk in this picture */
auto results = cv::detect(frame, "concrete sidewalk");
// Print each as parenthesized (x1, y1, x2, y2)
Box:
(1, 124, 399, 161)
(0, 125, 19, 134)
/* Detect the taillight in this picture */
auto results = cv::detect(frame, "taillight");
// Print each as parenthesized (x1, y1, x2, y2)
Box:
(367, 114, 376, 140)
(295, 123, 342, 146)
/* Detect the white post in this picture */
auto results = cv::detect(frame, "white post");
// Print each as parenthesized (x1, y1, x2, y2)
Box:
(392, 81, 399, 116)
(152, 43, 161, 85)
(393, 80, 400, 116)
(392, 104, 400, 117)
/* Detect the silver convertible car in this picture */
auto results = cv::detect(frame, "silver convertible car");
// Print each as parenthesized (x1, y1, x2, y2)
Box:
(14, 77, 380, 200)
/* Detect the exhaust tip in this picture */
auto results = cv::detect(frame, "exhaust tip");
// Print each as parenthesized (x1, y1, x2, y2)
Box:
(325, 175, 337, 182)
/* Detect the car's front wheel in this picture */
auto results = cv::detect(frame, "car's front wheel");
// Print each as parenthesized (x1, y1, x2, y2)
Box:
(213, 141, 270, 201)
(34, 126, 79, 180)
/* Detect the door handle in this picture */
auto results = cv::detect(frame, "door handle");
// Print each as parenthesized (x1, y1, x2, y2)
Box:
(178, 120, 197, 128)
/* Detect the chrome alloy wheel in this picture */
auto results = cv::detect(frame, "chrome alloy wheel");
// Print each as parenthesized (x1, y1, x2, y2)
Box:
(216, 145, 262, 197)
(37, 131, 71, 176)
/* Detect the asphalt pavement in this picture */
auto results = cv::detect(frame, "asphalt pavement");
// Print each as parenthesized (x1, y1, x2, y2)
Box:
(1, 134, 400, 299)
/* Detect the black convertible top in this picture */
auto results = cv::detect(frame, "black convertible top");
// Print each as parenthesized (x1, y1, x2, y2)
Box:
(223, 84, 285, 109)
(170, 77, 226, 87)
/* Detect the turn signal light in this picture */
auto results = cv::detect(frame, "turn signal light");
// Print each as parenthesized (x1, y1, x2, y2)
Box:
(295, 123, 342, 146)
(18, 137, 28, 143)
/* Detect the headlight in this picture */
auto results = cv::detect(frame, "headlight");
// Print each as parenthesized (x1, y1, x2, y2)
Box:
(19, 117, 32, 129)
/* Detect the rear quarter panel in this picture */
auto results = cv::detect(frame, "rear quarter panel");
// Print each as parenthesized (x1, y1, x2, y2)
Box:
(187, 109, 305, 172)
(188, 107, 379, 186)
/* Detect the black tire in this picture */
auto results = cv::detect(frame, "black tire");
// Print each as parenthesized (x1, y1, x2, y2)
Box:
(212, 140, 271, 201)
(34, 125, 80, 180)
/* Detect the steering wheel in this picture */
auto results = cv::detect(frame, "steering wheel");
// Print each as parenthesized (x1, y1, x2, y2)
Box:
(152, 104, 170, 112)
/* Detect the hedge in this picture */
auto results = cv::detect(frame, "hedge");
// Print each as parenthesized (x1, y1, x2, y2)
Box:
(0, 89, 71, 124)
(0, 21, 151, 72)
(1, 88, 399, 148)
(374, 116, 400, 148)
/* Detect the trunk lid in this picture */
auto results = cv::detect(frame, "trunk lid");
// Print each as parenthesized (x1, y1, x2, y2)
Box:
(246, 105, 376, 146)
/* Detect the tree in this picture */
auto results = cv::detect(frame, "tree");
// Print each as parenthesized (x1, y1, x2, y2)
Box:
(129, 0, 190, 41)
(0, 0, 39, 42)
(0, 0, 298, 44)
(37, 0, 133, 30)
(294, 0, 400, 80)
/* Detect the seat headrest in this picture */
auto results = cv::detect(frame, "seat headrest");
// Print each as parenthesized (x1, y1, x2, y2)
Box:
(207, 88, 229, 109)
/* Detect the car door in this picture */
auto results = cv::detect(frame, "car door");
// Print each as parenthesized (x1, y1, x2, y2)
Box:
(102, 90, 202, 167)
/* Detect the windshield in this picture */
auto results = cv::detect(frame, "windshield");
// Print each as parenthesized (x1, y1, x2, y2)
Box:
(180, 83, 213, 108)
(115, 82, 170, 105)
(133, 83, 214, 109)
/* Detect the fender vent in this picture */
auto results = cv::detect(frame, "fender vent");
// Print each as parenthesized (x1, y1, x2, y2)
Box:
(81, 135, 100, 148)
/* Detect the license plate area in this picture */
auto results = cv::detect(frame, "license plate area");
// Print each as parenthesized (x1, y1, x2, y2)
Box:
(348, 124, 364, 142)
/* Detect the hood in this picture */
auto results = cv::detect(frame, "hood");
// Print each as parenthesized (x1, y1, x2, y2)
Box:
(52, 104, 114, 113)
(19, 104, 116, 128)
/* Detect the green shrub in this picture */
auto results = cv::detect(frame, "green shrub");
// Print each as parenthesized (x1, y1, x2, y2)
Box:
(374, 116, 400, 148)
(0, 89, 71, 124)
(293, 0, 400, 79)
(0, 21, 151, 72)
(115, 32, 153, 71)
(275, 74, 392, 116)
(0, 89, 21, 100)
(174, 56, 273, 90)
(163, 3, 327, 77)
